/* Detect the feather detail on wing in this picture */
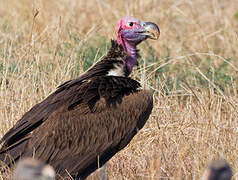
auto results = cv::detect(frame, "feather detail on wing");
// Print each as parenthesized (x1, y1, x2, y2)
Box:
(0, 76, 140, 161)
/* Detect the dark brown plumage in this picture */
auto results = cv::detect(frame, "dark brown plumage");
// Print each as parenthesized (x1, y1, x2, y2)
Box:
(0, 17, 159, 179)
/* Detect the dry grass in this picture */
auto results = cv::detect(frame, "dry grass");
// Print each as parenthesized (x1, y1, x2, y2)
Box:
(0, 0, 238, 179)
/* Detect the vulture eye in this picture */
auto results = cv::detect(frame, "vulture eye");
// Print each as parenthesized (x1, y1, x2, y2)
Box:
(128, 22, 134, 27)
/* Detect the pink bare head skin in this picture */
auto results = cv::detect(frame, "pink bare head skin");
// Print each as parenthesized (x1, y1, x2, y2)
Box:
(116, 17, 160, 73)
(116, 17, 141, 46)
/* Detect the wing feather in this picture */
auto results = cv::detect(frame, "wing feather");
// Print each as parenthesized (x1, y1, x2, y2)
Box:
(0, 75, 152, 179)
(25, 90, 152, 178)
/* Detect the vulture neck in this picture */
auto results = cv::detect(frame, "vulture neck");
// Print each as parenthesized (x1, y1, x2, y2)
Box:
(124, 42, 139, 73)
(118, 39, 139, 74)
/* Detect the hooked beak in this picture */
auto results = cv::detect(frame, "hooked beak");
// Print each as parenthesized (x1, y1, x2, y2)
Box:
(141, 22, 160, 40)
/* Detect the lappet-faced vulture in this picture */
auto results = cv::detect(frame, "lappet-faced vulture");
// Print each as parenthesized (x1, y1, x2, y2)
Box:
(0, 17, 160, 179)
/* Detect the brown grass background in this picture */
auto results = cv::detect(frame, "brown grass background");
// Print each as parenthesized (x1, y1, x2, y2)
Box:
(0, 0, 238, 179)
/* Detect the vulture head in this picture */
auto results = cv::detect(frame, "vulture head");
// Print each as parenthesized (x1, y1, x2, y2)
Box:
(117, 17, 160, 46)
(116, 17, 160, 72)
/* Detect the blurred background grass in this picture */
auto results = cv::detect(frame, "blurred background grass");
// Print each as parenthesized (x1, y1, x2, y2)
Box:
(0, 0, 238, 179)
